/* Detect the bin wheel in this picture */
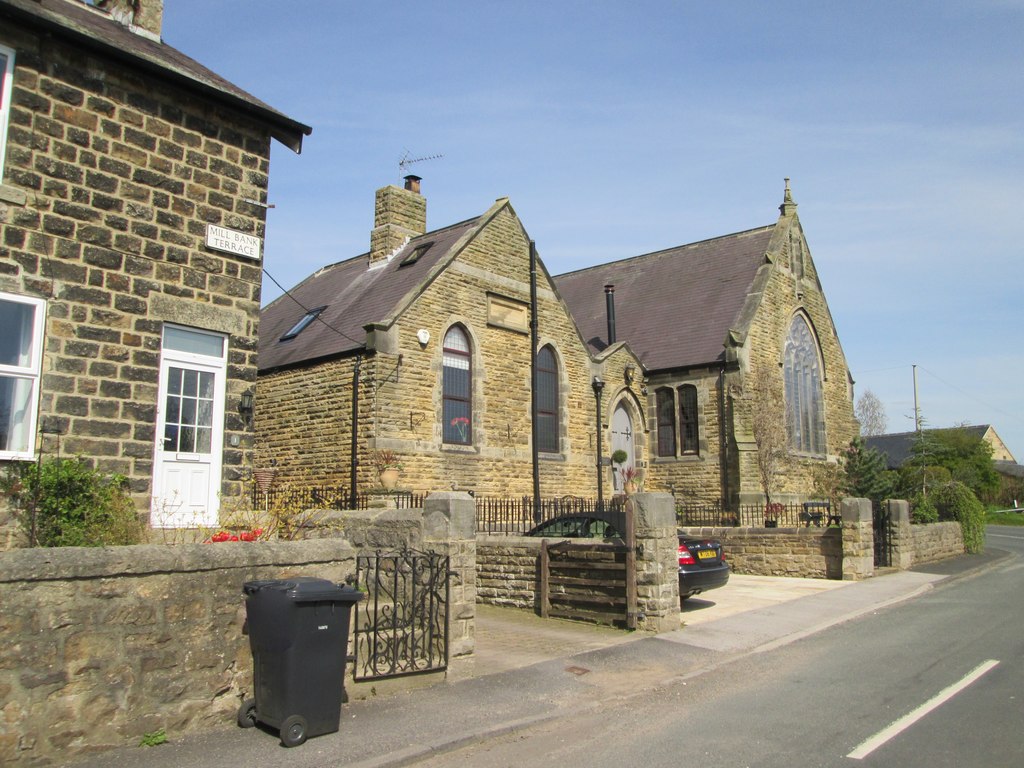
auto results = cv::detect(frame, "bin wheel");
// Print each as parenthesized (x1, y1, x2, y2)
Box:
(280, 715, 308, 748)
(236, 698, 258, 729)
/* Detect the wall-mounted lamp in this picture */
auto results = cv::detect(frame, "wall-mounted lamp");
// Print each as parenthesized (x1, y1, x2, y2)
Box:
(239, 390, 254, 416)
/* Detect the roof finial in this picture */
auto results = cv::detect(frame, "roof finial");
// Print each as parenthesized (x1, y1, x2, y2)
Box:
(779, 177, 798, 216)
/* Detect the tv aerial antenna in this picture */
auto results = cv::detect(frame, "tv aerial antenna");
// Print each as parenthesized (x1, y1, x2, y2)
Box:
(399, 150, 444, 178)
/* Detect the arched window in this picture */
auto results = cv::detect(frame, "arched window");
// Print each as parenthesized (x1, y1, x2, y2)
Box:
(784, 315, 825, 454)
(442, 326, 472, 445)
(534, 345, 559, 453)
(678, 384, 699, 454)
(655, 387, 676, 457)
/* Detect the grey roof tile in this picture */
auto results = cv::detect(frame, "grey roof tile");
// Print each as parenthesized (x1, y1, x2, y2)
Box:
(553, 226, 775, 371)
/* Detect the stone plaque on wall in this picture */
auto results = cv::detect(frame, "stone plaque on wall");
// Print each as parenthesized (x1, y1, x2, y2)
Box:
(487, 294, 529, 334)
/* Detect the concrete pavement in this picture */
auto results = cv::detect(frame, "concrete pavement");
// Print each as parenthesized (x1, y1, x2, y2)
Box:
(65, 548, 1009, 768)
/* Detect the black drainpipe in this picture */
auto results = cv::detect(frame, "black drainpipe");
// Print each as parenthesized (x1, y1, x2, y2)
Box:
(349, 354, 363, 509)
(530, 241, 541, 523)
(604, 284, 616, 346)
(718, 362, 729, 510)
(592, 377, 606, 511)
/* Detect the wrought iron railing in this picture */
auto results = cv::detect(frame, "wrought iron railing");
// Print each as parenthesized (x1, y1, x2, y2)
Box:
(250, 485, 425, 511)
(475, 495, 604, 534)
(675, 501, 837, 528)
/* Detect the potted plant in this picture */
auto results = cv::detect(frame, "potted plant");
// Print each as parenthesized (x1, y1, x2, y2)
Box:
(621, 466, 641, 495)
(373, 450, 404, 491)
(764, 502, 784, 528)
(611, 449, 629, 466)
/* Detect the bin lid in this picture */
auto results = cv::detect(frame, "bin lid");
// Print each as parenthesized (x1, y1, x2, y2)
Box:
(242, 577, 362, 603)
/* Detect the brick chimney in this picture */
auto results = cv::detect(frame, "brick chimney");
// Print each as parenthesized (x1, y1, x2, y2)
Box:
(369, 175, 427, 265)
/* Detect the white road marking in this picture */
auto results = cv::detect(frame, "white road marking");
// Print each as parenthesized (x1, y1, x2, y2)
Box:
(847, 659, 1000, 760)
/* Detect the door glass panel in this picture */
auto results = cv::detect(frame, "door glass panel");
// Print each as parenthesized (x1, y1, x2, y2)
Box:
(163, 366, 216, 454)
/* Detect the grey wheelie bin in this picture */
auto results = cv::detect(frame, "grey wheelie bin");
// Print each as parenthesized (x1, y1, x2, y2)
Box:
(237, 577, 362, 747)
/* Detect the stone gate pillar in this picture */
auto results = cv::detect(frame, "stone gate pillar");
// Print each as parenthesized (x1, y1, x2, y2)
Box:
(630, 492, 680, 633)
(841, 497, 874, 581)
(888, 499, 912, 570)
(423, 492, 476, 658)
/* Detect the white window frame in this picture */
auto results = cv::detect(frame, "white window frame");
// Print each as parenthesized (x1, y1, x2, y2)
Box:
(0, 291, 46, 460)
(0, 44, 15, 182)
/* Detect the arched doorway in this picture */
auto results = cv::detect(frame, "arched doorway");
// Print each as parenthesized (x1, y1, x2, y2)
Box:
(610, 402, 634, 492)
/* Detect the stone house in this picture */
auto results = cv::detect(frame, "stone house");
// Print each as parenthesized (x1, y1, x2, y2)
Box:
(257, 178, 857, 510)
(0, 0, 310, 533)
(867, 424, 1017, 468)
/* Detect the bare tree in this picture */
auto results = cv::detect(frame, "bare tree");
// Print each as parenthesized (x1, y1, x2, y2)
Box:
(749, 365, 790, 508)
(855, 389, 888, 436)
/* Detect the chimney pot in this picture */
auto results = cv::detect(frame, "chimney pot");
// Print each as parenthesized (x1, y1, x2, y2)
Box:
(404, 175, 422, 194)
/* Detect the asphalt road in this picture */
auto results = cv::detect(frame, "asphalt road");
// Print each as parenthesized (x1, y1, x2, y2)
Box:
(414, 526, 1024, 767)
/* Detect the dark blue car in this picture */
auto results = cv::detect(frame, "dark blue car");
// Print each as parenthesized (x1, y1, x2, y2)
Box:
(678, 535, 729, 601)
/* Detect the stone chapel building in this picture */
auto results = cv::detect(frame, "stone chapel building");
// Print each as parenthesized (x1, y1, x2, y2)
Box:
(256, 178, 857, 511)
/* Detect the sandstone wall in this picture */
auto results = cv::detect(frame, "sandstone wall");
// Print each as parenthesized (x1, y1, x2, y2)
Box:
(0, 497, 474, 766)
(909, 521, 964, 565)
(682, 526, 843, 579)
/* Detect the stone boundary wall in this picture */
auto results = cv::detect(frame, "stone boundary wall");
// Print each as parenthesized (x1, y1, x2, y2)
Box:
(681, 526, 843, 579)
(476, 535, 543, 610)
(0, 498, 474, 767)
(909, 521, 964, 565)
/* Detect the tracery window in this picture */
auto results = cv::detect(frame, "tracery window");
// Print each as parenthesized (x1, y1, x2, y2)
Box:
(655, 387, 676, 457)
(784, 315, 826, 454)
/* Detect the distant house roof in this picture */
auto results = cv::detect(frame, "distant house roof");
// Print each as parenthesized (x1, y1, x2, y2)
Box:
(995, 461, 1024, 479)
(1, 0, 311, 151)
(259, 217, 482, 372)
(553, 226, 775, 372)
(866, 425, 1000, 469)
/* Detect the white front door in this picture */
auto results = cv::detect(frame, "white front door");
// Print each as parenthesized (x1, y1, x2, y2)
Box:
(151, 326, 226, 528)
(610, 402, 634, 492)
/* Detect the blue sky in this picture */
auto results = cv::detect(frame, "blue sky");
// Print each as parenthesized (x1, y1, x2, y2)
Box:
(163, 0, 1024, 460)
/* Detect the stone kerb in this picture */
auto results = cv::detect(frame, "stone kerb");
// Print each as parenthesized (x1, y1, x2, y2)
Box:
(423, 492, 477, 658)
(630, 492, 680, 633)
(841, 497, 874, 581)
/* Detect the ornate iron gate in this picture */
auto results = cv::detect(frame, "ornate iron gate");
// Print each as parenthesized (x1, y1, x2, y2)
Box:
(353, 549, 450, 681)
(873, 503, 893, 568)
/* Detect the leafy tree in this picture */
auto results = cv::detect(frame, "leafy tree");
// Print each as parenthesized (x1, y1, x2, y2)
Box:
(855, 389, 888, 436)
(932, 481, 986, 553)
(899, 427, 999, 501)
(841, 437, 895, 506)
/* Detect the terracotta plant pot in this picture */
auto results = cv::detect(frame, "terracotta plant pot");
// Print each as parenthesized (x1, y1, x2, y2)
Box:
(379, 468, 400, 491)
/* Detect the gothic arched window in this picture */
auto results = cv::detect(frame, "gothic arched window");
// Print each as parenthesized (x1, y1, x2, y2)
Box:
(784, 315, 826, 454)
(442, 325, 472, 445)
(678, 384, 699, 455)
(535, 345, 559, 453)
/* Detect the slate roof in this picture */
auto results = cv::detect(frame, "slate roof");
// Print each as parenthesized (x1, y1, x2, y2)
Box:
(994, 461, 1024, 480)
(1, 0, 311, 151)
(258, 217, 482, 372)
(553, 226, 775, 371)
(865, 425, 995, 469)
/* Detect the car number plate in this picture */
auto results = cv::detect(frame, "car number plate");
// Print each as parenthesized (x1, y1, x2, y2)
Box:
(697, 550, 717, 560)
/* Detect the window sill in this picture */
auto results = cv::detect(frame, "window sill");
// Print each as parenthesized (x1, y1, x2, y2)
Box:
(652, 454, 703, 463)
(538, 452, 566, 462)
(441, 443, 478, 455)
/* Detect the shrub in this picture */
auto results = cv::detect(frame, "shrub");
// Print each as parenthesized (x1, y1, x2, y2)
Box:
(910, 493, 939, 524)
(1, 457, 143, 547)
(931, 481, 986, 553)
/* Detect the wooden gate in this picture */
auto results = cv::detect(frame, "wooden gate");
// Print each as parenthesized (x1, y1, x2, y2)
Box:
(538, 502, 638, 629)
